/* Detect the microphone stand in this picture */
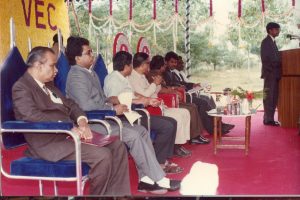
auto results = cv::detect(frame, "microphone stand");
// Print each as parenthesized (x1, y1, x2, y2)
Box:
(287, 35, 300, 47)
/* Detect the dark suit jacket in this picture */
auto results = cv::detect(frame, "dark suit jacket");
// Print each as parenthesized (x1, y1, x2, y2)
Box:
(12, 72, 86, 162)
(171, 71, 194, 91)
(260, 35, 282, 79)
(163, 68, 183, 87)
(163, 68, 193, 91)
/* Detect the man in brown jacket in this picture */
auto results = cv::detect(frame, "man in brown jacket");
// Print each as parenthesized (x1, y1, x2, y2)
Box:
(12, 46, 130, 195)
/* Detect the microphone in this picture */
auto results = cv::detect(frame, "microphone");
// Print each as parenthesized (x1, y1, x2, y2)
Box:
(286, 34, 300, 40)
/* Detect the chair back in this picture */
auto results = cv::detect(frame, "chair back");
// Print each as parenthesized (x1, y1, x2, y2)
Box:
(1, 47, 27, 148)
(54, 52, 70, 95)
(93, 54, 108, 88)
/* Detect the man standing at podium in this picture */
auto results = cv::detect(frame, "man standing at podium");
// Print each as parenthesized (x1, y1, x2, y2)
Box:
(260, 22, 281, 126)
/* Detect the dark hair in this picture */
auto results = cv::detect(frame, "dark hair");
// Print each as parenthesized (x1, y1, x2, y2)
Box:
(133, 52, 149, 69)
(165, 51, 178, 61)
(266, 22, 280, 33)
(52, 33, 63, 44)
(26, 46, 55, 67)
(150, 55, 164, 70)
(65, 36, 89, 65)
(113, 51, 132, 71)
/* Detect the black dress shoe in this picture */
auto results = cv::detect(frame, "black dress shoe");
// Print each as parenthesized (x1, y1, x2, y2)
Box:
(179, 146, 192, 155)
(189, 136, 210, 144)
(222, 123, 235, 131)
(264, 120, 280, 126)
(199, 135, 210, 142)
(173, 146, 191, 157)
(138, 182, 167, 194)
(165, 180, 181, 191)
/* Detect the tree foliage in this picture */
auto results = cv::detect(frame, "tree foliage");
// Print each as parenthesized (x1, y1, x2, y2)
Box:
(69, 0, 298, 70)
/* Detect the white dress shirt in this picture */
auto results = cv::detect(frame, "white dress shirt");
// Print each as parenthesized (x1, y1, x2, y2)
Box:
(128, 70, 161, 98)
(33, 78, 63, 104)
(104, 71, 133, 97)
(33, 78, 87, 123)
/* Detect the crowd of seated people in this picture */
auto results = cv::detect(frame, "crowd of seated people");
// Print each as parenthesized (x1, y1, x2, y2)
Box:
(10, 34, 236, 196)
(163, 51, 235, 135)
(64, 36, 180, 194)
(147, 55, 209, 145)
(127, 52, 193, 157)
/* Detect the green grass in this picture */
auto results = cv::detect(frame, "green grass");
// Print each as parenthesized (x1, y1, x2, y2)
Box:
(190, 67, 263, 92)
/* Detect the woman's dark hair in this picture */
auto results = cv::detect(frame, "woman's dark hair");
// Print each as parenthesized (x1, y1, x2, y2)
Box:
(26, 46, 55, 67)
(113, 51, 132, 71)
(65, 36, 89, 65)
(133, 52, 149, 69)
(150, 55, 164, 70)
(165, 51, 178, 61)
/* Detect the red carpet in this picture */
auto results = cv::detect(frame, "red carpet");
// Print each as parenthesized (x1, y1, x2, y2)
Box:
(2, 112, 300, 196)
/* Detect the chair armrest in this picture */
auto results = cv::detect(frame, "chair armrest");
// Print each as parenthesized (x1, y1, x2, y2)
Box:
(1, 121, 73, 130)
(84, 111, 113, 136)
(85, 110, 116, 119)
(132, 104, 145, 110)
(1, 121, 80, 150)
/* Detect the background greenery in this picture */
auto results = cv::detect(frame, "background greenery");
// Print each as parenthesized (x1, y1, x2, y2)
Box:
(68, 0, 299, 93)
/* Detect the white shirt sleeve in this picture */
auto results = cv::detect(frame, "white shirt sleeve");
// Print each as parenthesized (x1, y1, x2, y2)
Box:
(128, 72, 158, 98)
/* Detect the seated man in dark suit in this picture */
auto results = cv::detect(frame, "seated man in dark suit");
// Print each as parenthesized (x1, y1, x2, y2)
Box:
(163, 51, 234, 134)
(12, 46, 130, 195)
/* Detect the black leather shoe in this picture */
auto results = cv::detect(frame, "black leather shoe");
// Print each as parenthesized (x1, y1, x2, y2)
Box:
(223, 123, 235, 131)
(199, 135, 210, 142)
(222, 129, 230, 135)
(138, 182, 167, 194)
(189, 136, 210, 144)
(165, 180, 181, 191)
(263, 120, 280, 126)
(179, 146, 192, 155)
(173, 146, 191, 157)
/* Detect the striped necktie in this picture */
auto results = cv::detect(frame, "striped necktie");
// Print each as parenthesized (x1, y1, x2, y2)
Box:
(42, 85, 50, 96)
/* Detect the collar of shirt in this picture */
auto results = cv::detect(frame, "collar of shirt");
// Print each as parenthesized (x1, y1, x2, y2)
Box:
(74, 64, 93, 74)
(268, 34, 275, 42)
(131, 69, 145, 79)
(114, 70, 128, 82)
(171, 69, 180, 75)
(85, 66, 93, 74)
(33, 78, 47, 92)
(171, 69, 182, 80)
(33, 77, 63, 104)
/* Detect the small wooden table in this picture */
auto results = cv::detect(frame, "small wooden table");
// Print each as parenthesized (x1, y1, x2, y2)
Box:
(207, 112, 255, 155)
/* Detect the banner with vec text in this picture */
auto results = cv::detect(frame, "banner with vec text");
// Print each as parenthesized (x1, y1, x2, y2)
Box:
(0, 0, 70, 64)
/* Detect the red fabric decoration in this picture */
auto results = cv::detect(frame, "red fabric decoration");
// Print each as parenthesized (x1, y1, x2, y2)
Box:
(261, 0, 265, 13)
(209, 0, 213, 17)
(153, 0, 156, 19)
(238, 0, 242, 18)
(88, 0, 91, 14)
(129, 0, 133, 20)
(175, 0, 178, 14)
(109, 0, 112, 16)
(292, 0, 295, 7)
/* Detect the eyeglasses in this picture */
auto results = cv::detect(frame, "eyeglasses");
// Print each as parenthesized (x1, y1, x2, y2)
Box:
(82, 49, 94, 56)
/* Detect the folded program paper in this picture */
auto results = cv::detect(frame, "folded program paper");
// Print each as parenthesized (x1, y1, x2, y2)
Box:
(118, 92, 142, 126)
